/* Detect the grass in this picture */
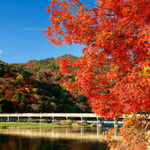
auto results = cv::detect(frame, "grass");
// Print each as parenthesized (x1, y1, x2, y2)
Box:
(118, 123, 123, 126)
(0, 122, 92, 129)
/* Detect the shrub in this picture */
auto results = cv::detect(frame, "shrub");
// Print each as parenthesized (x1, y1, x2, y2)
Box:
(16, 74, 24, 81)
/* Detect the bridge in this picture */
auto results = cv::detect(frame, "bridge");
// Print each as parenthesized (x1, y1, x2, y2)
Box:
(0, 113, 120, 127)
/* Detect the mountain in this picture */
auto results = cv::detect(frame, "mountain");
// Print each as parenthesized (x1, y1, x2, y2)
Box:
(0, 55, 91, 113)
(13, 54, 79, 73)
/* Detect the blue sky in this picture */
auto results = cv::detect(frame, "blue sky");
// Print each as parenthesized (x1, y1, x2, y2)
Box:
(0, 0, 86, 64)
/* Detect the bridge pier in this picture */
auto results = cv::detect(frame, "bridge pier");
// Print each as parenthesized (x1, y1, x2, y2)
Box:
(66, 117, 68, 121)
(81, 117, 87, 123)
(17, 117, 19, 122)
(97, 117, 103, 127)
(7, 117, 9, 122)
(114, 118, 118, 128)
(52, 116, 55, 123)
(28, 117, 31, 122)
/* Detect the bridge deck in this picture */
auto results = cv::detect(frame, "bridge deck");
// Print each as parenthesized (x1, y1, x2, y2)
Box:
(0, 113, 99, 118)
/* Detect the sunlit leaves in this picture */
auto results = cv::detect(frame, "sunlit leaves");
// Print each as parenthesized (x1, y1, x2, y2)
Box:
(107, 114, 150, 150)
(44, 0, 150, 118)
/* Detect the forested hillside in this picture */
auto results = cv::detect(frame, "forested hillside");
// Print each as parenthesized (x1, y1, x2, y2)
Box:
(13, 54, 78, 73)
(0, 55, 91, 113)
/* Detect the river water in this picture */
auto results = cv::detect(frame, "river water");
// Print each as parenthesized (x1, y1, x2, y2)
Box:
(0, 127, 112, 150)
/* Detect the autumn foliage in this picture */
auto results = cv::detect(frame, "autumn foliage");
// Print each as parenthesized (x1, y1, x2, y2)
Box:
(0, 57, 91, 113)
(44, 0, 150, 149)
(44, 0, 150, 118)
(107, 113, 150, 150)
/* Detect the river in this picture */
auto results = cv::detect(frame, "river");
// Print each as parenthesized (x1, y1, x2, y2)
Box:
(0, 127, 114, 150)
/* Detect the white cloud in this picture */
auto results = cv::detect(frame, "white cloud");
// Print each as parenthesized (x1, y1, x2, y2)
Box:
(0, 50, 3, 54)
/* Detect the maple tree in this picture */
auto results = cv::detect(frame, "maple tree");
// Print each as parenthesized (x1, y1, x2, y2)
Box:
(44, 0, 149, 149)
(106, 113, 150, 150)
(44, 0, 150, 118)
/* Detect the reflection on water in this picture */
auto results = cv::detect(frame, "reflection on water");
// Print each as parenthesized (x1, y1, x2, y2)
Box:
(0, 127, 119, 141)
(0, 134, 109, 150)
(0, 127, 112, 150)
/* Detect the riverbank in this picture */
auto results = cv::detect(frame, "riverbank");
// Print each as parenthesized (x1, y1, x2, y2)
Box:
(0, 121, 93, 129)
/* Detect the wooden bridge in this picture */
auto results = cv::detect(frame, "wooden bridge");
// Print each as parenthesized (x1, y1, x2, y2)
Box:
(0, 113, 120, 127)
